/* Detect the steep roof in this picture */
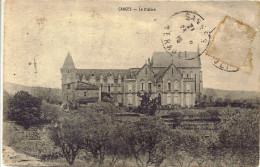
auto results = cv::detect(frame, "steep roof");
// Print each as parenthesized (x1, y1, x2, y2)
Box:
(62, 52, 75, 68)
(76, 82, 99, 90)
(151, 52, 201, 68)
(156, 63, 182, 80)
(77, 69, 131, 79)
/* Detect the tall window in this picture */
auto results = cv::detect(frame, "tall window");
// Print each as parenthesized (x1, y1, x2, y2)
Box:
(172, 68, 174, 75)
(174, 94, 179, 104)
(174, 81, 179, 91)
(67, 84, 70, 89)
(140, 82, 144, 91)
(190, 71, 194, 78)
(108, 84, 111, 93)
(84, 92, 86, 97)
(128, 82, 132, 92)
(187, 73, 189, 78)
(100, 84, 103, 92)
(167, 94, 172, 104)
(111, 84, 114, 92)
(186, 83, 191, 92)
(145, 68, 147, 76)
(148, 82, 152, 91)
(118, 76, 121, 84)
(168, 82, 171, 91)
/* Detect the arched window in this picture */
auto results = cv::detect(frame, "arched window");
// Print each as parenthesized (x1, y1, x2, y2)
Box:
(167, 81, 172, 91)
(140, 82, 145, 91)
(148, 81, 152, 91)
(174, 80, 179, 91)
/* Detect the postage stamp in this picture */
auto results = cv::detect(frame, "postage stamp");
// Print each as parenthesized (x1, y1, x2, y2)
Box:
(161, 11, 214, 60)
(206, 15, 257, 73)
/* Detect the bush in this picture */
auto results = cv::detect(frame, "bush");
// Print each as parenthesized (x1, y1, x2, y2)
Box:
(8, 91, 42, 129)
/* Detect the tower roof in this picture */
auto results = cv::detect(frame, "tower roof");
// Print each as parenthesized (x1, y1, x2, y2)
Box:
(62, 52, 75, 68)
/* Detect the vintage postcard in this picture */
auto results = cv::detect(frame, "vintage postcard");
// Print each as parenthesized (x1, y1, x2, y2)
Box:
(2, 1, 260, 167)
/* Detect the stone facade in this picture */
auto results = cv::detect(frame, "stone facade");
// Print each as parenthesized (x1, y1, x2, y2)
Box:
(61, 52, 202, 108)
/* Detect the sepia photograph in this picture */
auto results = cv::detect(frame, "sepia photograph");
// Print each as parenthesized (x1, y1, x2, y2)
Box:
(2, 1, 260, 167)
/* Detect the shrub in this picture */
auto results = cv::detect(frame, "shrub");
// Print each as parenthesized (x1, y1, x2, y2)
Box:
(8, 91, 42, 129)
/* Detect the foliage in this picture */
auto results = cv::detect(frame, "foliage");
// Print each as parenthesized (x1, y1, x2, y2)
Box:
(49, 112, 85, 165)
(32, 87, 62, 104)
(218, 108, 259, 148)
(135, 91, 157, 115)
(3, 91, 11, 121)
(123, 117, 171, 167)
(8, 91, 42, 129)
(41, 100, 61, 124)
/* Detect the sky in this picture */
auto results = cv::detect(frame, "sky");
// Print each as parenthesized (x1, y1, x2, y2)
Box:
(3, 0, 260, 91)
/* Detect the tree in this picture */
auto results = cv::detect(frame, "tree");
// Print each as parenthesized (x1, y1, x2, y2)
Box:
(49, 111, 85, 165)
(105, 123, 132, 166)
(136, 91, 157, 115)
(123, 117, 171, 167)
(204, 89, 217, 105)
(218, 108, 259, 166)
(8, 91, 42, 129)
(224, 95, 232, 106)
(214, 97, 223, 107)
(32, 87, 62, 104)
(40, 100, 61, 124)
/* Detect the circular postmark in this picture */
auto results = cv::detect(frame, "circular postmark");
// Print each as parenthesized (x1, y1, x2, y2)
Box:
(162, 11, 213, 60)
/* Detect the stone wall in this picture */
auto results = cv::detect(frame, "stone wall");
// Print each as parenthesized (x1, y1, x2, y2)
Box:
(3, 121, 61, 159)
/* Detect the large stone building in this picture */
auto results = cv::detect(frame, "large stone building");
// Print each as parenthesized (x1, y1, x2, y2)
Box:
(61, 52, 203, 108)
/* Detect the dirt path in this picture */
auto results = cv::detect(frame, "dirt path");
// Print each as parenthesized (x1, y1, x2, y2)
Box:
(2, 145, 47, 166)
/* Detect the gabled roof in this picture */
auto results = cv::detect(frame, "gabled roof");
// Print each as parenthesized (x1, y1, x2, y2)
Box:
(77, 69, 131, 79)
(135, 63, 155, 77)
(76, 82, 99, 90)
(62, 52, 75, 68)
(151, 67, 167, 75)
(151, 52, 201, 68)
(157, 63, 182, 79)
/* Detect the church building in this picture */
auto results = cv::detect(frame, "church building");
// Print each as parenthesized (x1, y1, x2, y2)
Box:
(61, 52, 203, 108)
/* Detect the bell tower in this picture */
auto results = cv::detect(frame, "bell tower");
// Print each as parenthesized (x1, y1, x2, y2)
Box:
(61, 52, 76, 84)
(60, 52, 76, 105)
